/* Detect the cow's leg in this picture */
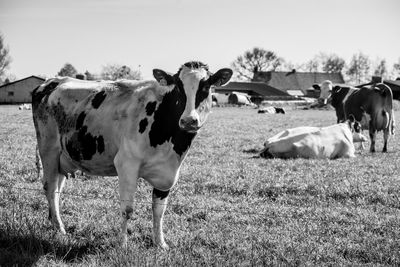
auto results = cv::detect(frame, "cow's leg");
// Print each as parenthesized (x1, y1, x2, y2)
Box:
(382, 128, 389, 152)
(114, 153, 139, 248)
(369, 129, 376, 153)
(42, 151, 66, 234)
(152, 188, 170, 249)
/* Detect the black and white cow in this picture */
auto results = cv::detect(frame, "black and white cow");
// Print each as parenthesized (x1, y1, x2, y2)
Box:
(328, 83, 395, 152)
(32, 61, 232, 249)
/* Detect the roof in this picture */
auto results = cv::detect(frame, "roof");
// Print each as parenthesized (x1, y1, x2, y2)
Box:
(0, 75, 45, 89)
(252, 71, 345, 93)
(214, 81, 290, 96)
(384, 79, 400, 89)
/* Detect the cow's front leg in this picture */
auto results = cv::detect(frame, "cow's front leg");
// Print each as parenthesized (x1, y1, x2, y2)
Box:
(115, 155, 139, 248)
(152, 188, 170, 249)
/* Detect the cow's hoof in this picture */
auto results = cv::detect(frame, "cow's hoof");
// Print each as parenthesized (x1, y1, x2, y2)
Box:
(156, 242, 169, 250)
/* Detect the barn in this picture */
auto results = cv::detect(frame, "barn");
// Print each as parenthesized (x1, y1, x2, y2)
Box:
(0, 76, 45, 104)
(252, 70, 345, 98)
(213, 81, 295, 104)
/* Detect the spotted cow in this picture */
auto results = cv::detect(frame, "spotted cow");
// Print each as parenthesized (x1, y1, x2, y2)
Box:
(328, 83, 395, 152)
(260, 117, 367, 159)
(32, 61, 232, 249)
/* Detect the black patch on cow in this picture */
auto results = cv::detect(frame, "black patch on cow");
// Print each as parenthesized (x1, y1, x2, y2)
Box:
(195, 80, 211, 108)
(139, 118, 148, 133)
(76, 112, 86, 130)
(66, 125, 104, 161)
(97, 135, 105, 154)
(91, 91, 107, 109)
(145, 101, 157, 116)
(148, 87, 196, 156)
(153, 188, 170, 200)
(32, 82, 60, 122)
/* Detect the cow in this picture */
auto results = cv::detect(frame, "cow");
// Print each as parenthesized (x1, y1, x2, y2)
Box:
(259, 117, 367, 159)
(32, 61, 233, 249)
(326, 83, 394, 152)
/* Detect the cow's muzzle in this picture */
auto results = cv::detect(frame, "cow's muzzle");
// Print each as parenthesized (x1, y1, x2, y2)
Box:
(179, 117, 200, 133)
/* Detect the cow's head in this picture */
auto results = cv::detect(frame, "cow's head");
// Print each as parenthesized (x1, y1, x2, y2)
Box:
(312, 80, 333, 104)
(347, 115, 368, 143)
(153, 61, 232, 132)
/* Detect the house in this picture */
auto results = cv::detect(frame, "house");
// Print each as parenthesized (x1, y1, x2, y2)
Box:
(0, 76, 45, 104)
(213, 81, 295, 104)
(252, 70, 345, 97)
(385, 79, 400, 100)
(355, 76, 400, 100)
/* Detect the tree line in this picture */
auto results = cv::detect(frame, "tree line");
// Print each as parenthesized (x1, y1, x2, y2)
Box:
(0, 32, 399, 85)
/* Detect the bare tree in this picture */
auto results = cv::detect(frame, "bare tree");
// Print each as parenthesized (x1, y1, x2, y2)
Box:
(0, 33, 12, 80)
(231, 47, 282, 80)
(100, 64, 141, 80)
(393, 58, 400, 79)
(322, 54, 345, 73)
(57, 63, 78, 77)
(373, 58, 388, 78)
(346, 52, 371, 84)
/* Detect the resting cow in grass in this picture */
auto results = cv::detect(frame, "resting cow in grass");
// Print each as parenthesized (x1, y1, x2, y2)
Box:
(314, 82, 395, 152)
(260, 117, 367, 159)
(32, 61, 232, 249)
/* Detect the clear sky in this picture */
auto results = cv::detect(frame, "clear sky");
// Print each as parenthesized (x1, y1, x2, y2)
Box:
(0, 0, 399, 80)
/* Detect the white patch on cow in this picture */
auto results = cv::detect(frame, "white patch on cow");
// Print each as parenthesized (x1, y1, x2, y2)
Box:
(178, 65, 208, 128)
(319, 80, 332, 100)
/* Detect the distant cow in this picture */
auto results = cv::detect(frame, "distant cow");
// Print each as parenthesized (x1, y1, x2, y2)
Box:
(260, 118, 367, 159)
(32, 61, 232, 249)
(258, 107, 286, 114)
(324, 83, 394, 152)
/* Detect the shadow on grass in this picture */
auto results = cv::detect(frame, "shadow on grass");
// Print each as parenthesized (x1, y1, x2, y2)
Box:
(0, 229, 100, 266)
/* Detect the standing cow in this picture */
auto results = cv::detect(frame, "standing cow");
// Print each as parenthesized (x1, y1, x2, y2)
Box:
(32, 61, 232, 249)
(314, 82, 395, 153)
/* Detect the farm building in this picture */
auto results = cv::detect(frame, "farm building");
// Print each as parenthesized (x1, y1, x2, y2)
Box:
(0, 76, 45, 104)
(385, 79, 400, 100)
(213, 81, 295, 104)
(252, 70, 345, 97)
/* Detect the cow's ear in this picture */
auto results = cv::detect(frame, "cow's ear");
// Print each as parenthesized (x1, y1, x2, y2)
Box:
(312, 84, 321, 90)
(333, 86, 342, 93)
(348, 114, 355, 123)
(207, 68, 233, 87)
(153, 69, 175, 86)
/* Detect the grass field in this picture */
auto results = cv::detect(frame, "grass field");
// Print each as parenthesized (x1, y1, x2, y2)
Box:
(0, 104, 400, 266)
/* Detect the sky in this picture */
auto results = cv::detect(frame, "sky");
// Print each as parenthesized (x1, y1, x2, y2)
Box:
(0, 0, 399, 80)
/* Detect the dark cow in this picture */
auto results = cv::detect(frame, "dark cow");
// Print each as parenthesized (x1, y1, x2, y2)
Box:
(32, 61, 232, 249)
(316, 82, 394, 152)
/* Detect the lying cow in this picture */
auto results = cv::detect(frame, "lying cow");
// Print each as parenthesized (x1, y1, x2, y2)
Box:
(32, 61, 232, 249)
(260, 118, 367, 159)
(315, 82, 394, 152)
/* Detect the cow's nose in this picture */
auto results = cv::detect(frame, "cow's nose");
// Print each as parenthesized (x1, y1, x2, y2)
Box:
(180, 117, 198, 127)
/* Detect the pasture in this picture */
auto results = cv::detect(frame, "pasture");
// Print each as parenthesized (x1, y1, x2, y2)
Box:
(0, 104, 399, 266)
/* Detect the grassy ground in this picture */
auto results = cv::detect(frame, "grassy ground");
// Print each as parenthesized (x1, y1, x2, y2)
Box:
(0, 105, 399, 266)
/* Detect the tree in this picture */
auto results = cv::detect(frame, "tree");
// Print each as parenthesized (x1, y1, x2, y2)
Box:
(84, 70, 96, 80)
(392, 58, 400, 79)
(100, 64, 141, 80)
(0, 33, 12, 80)
(57, 63, 78, 77)
(322, 54, 345, 73)
(231, 47, 282, 80)
(373, 59, 388, 78)
(346, 52, 371, 84)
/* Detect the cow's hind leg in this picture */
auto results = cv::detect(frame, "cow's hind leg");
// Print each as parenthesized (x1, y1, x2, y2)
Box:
(369, 130, 376, 153)
(382, 128, 389, 152)
(152, 188, 169, 249)
(42, 151, 66, 234)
